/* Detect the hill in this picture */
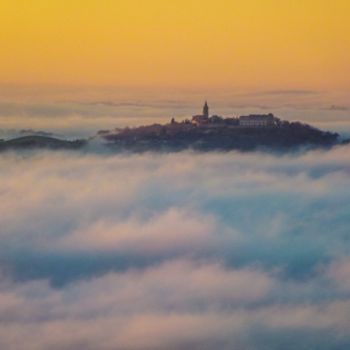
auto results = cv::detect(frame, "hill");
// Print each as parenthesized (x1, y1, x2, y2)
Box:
(0, 136, 86, 151)
(101, 119, 339, 152)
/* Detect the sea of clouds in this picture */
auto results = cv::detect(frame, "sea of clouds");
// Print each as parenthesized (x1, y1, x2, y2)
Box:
(1, 146, 350, 349)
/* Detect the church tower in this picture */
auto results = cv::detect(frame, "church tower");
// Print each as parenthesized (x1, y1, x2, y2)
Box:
(203, 101, 209, 118)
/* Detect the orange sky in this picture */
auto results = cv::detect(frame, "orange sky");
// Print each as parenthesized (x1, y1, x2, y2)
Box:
(1, 0, 350, 91)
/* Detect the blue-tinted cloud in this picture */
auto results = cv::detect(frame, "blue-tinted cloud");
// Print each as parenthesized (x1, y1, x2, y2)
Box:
(1, 147, 350, 348)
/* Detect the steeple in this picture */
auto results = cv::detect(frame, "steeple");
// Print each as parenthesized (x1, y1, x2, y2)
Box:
(203, 101, 209, 118)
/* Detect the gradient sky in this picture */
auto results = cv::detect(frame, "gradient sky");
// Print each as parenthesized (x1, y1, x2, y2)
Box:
(1, 0, 350, 91)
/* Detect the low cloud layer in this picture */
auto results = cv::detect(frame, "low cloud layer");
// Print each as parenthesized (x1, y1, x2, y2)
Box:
(1, 146, 350, 349)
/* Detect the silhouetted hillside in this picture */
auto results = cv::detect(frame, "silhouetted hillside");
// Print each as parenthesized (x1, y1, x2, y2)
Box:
(102, 119, 339, 152)
(0, 136, 86, 151)
(0, 119, 340, 153)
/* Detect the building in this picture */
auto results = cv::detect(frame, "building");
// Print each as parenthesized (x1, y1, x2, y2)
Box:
(203, 101, 209, 118)
(191, 103, 278, 128)
(192, 101, 210, 126)
(239, 113, 277, 127)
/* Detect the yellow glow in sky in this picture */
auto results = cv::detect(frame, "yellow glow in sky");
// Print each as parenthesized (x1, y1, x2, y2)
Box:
(1, 0, 350, 90)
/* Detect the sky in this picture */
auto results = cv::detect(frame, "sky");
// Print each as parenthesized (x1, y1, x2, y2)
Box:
(1, 1, 350, 137)
(1, 0, 350, 91)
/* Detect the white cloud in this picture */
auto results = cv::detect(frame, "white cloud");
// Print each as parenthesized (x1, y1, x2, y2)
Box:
(1, 146, 350, 348)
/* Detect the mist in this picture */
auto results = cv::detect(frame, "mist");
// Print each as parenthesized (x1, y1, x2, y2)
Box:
(1, 145, 350, 349)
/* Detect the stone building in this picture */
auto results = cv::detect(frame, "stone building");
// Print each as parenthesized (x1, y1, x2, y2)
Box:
(239, 113, 277, 127)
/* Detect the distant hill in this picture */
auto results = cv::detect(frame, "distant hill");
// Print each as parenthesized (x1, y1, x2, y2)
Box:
(0, 136, 86, 151)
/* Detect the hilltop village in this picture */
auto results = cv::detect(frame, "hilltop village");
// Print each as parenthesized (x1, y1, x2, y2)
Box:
(100, 102, 339, 152)
(98, 102, 283, 141)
